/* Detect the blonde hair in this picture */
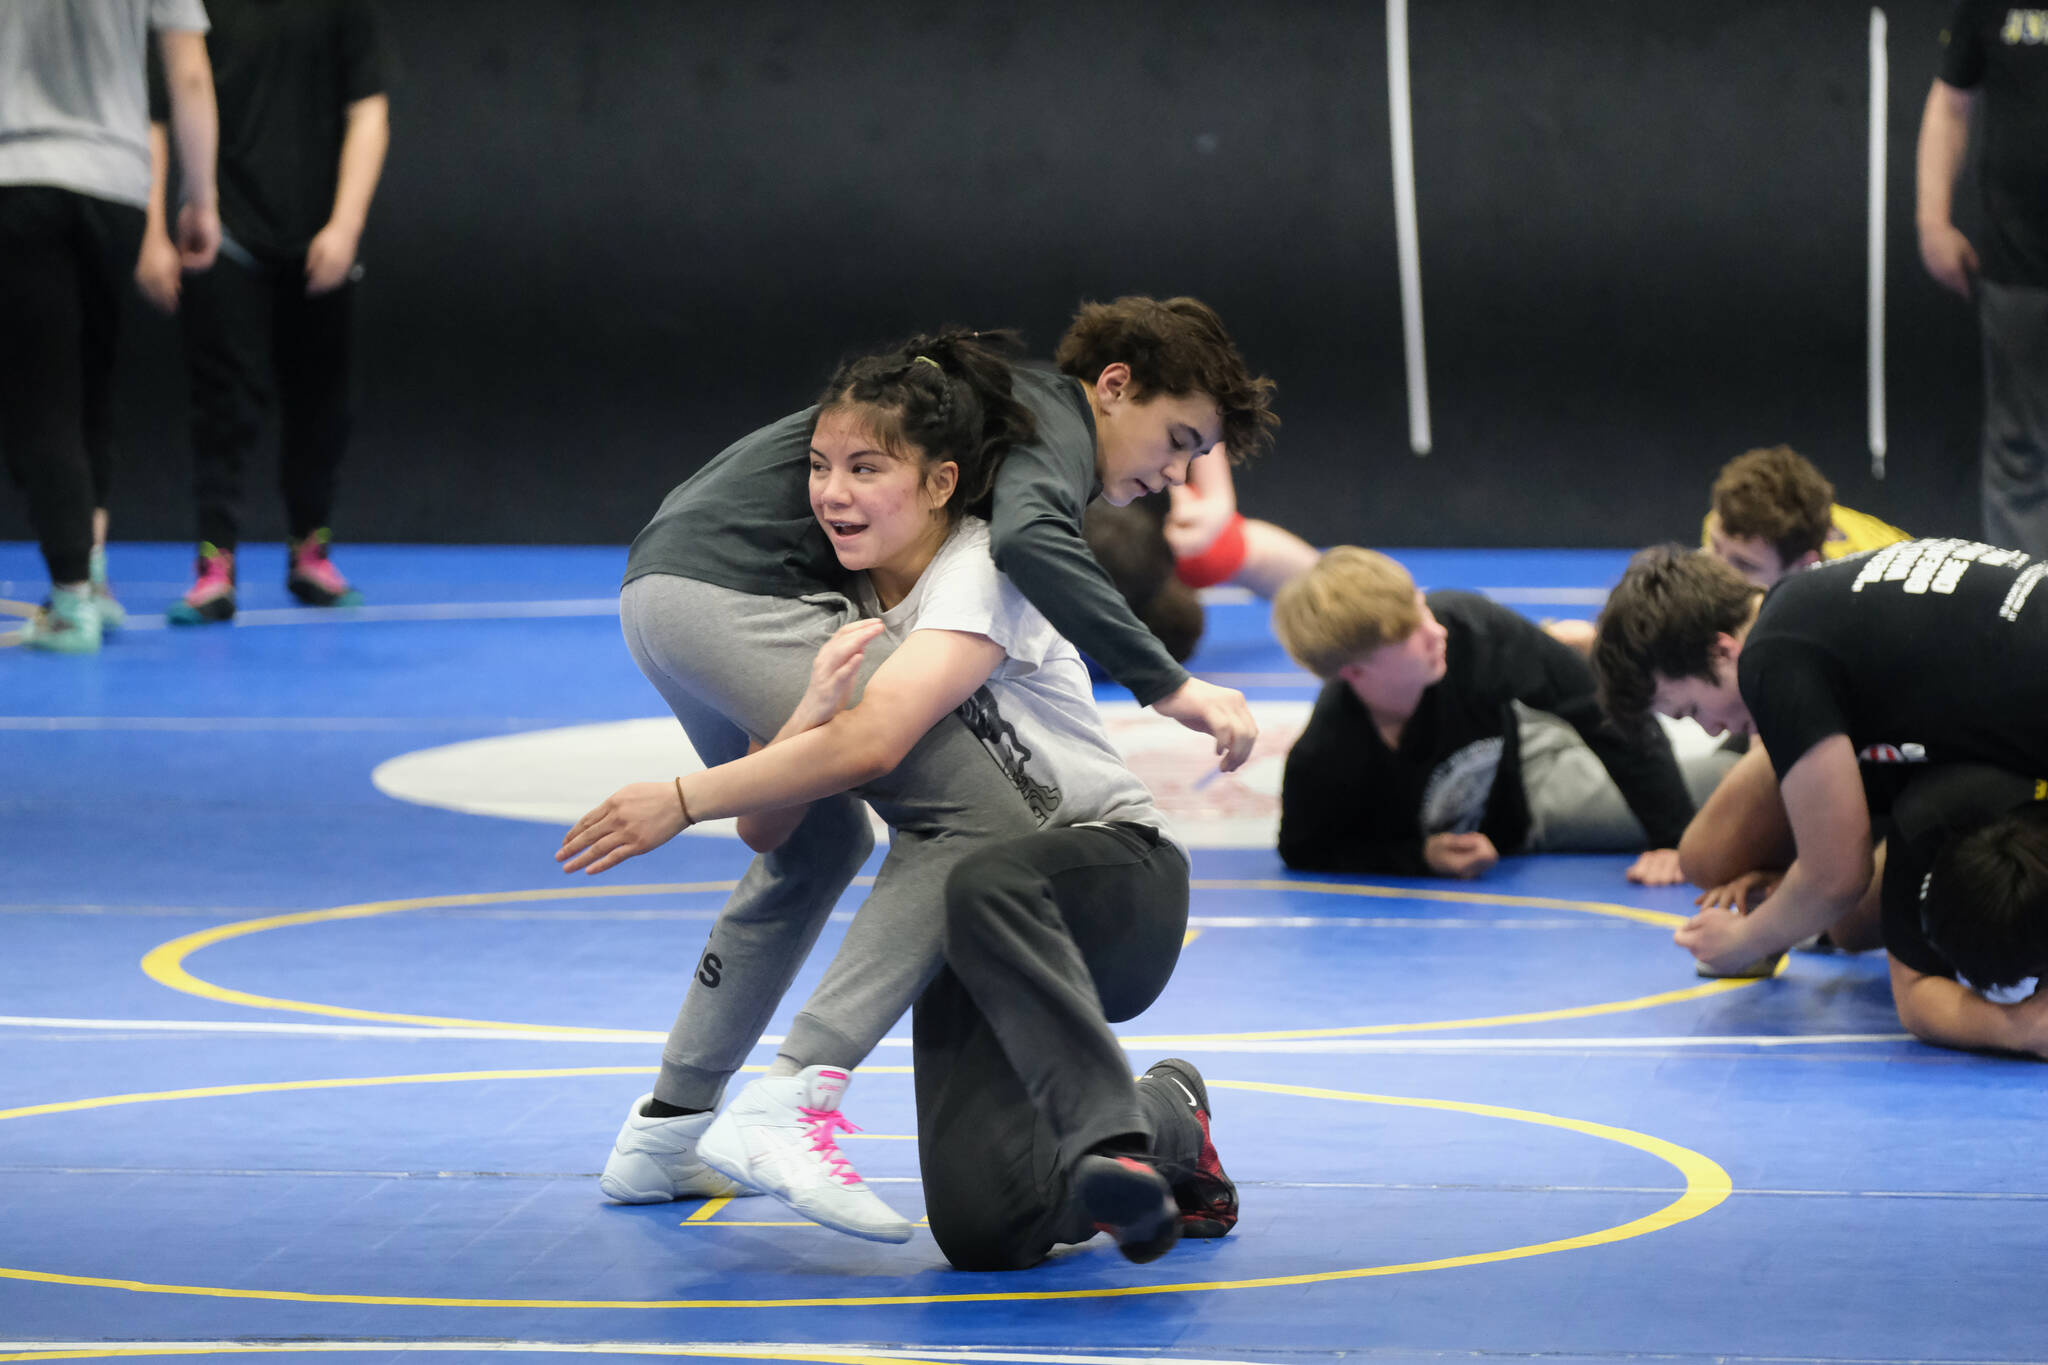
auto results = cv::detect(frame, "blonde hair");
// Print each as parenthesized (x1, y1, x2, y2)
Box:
(1270, 547, 1420, 679)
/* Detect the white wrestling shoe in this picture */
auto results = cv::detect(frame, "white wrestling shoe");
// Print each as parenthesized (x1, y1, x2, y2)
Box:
(696, 1065, 913, 1243)
(599, 1093, 759, 1203)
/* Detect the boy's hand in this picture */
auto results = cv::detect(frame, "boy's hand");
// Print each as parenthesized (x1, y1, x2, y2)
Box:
(305, 220, 360, 295)
(1695, 868, 1781, 913)
(1425, 831, 1498, 879)
(135, 230, 183, 312)
(1675, 905, 1767, 974)
(1152, 675, 1257, 771)
(1626, 848, 1685, 885)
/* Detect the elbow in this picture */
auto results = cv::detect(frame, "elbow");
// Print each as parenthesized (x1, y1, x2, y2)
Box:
(840, 731, 906, 788)
(1812, 861, 1875, 908)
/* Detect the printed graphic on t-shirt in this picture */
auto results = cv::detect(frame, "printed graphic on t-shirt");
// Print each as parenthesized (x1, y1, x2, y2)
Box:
(1420, 737, 1504, 835)
(2002, 9, 2048, 44)
(1859, 742, 1929, 764)
(1848, 538, 2034, 601)
(958, 686, 1063, 823)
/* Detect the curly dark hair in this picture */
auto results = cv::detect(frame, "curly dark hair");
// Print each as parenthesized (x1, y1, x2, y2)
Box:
(1054, 296, 1278, 462)
(1711, 445, 1834, 566)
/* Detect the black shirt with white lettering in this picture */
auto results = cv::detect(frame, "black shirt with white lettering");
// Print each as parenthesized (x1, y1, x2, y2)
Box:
(1738, 540, 2048, 791)
(1880, 764, 2048, 980)
(1278, 591, 1693, 876)
(1938, 2, 2048, 286)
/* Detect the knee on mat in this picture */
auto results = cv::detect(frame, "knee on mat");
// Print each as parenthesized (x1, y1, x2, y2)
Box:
(928, 1207, 1047, 1273)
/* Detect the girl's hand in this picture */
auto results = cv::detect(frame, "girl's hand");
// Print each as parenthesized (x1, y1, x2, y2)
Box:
(788, 619, 884, 734)
(557, 781, 689, 874)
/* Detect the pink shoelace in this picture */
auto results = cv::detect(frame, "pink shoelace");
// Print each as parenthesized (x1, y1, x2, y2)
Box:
(800, 1106, 863, 1186)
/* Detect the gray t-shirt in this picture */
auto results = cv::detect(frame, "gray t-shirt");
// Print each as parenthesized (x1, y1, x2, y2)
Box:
(0, 0, 210, 207)
(857, 517, 1181, 854)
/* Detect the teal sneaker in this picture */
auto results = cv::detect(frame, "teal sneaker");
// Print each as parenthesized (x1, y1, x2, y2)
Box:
(88, 545, 126, 632)
(19, 585, 102, 654)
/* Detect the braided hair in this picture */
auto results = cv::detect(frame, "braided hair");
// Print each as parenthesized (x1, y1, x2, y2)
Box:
(813, 329, 1037, 523)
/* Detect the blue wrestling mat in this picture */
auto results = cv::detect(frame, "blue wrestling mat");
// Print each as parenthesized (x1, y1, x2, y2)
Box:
(2, 541, 2037, 1365)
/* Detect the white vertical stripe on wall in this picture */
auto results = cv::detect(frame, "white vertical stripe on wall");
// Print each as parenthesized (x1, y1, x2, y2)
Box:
(1869, 7, 1890, 476)
(1387, 0, 1433, 456)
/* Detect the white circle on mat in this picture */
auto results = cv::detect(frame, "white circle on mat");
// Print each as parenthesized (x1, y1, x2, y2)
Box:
(370, 700, 1311, 850)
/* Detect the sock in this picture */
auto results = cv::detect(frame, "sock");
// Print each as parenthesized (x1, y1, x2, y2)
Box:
(766, 1055, 803, 1078)
(643, 1097, 707, 1118)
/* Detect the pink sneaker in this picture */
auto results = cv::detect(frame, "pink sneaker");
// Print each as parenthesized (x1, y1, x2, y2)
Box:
(287, 529, 363, 608)
(167, 544, 236, 626)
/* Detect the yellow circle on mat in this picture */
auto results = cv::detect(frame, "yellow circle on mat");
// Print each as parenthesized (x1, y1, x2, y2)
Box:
(137, 881, 1766, 1040)
(0, 1068, 1729, 1309)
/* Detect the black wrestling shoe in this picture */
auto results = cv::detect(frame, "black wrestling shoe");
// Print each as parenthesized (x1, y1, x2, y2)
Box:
(1140, 1057, 1239, 1237)
(1075, 1154, 1180, 1264)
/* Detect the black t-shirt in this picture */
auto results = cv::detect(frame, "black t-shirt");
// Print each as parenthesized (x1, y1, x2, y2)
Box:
(1938, 1, 2048, 286)
(1738, 539, 2048, 794)
(152, 0, 388, 262)
(623, 365, 1191, 707)
(1278, 590, 1694, 876)
(1880, 764, 2048, 981)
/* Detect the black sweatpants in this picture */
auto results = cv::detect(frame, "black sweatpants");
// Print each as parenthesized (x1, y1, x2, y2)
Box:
(914, 821, 1189, 1271)
(180, 248, 355, 549)
(0, 187, 143, 585)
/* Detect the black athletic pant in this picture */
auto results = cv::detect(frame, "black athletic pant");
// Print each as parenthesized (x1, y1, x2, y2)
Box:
(180, 249, 355, 550)
(0, 187, 143, 585)
(914, 821, 1189, 1271)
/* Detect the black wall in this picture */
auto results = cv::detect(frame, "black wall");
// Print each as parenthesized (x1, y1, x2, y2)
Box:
(5, 0, 1989, 550)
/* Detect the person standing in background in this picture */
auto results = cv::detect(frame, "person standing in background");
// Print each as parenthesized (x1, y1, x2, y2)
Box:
(1917, 3, 2048, 556)
(0, 0, 218, 653)
(148, 0, 391, 624)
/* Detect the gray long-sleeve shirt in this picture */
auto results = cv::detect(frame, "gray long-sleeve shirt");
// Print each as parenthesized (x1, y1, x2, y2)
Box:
(625, 365, 1190, 706)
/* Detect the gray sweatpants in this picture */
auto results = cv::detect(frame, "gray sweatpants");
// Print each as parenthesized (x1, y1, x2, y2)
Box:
(620, 574, 1039, 1110)
(1977, 279, 2048, 558)
(1518, 705, 1737, 853)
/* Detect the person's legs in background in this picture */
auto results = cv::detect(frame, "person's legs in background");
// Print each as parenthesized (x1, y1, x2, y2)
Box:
(276, 264, 361, 607)
(0, 188, 128, 653)
(75, 194, 144, 631)
(171, 251, 272, 625)
(1977, 280, 2048, 558)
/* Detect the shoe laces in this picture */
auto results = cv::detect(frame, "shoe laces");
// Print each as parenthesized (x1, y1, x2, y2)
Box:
(798, 1106, 863, 1186)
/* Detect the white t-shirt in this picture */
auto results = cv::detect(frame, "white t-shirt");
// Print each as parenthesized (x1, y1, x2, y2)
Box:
(858, 518, 1180, 853)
